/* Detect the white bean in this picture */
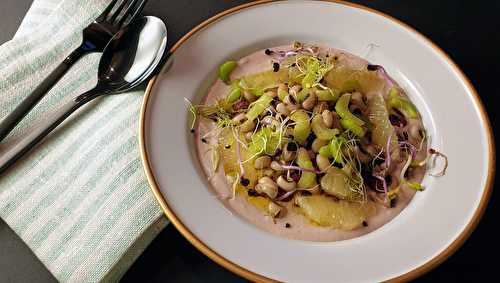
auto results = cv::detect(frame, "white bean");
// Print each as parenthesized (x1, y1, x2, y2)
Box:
(243, 90, 257, 102)
(254, 156, 272, 169)
(311, 138, 328, 153)
(316, 154, 330, 172)
(240, 119, 255, 133)
(276, 103, 290, 115)
(276, 176, 296, 192)
(301, 92, 317, 110)
(321, 110, 334, 128)
(270, 161, 284, 171)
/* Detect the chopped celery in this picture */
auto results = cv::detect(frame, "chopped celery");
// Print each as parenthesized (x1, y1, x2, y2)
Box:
(245, 94, 273, 121)
(388, 87, 418, 119)
(407, 182, 424, 191)
(226, 81, 242, 103)
(301, 62, 319, 88)
(297, 87, 311, 102)
(248, 127, 283, 156)
(340, 118, 366, 137)
(311, 115, 339, 140)
(319, 145, 331, 157)
(335, 94, 365, 126)
(329, 136, 344, 164)
(218, 60, 237, 84)
(278, 89, 289, 101)
(290, 110, 311, 145)
(296, 148, 317, 188)
(316, 89, 339, 102)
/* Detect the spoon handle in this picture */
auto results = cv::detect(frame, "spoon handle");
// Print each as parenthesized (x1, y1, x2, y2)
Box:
(0, 47, 87, 142)
(0, 88, 99, 175)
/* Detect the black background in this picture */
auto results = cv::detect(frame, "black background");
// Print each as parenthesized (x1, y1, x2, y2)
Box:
(121, 1, 499, 282)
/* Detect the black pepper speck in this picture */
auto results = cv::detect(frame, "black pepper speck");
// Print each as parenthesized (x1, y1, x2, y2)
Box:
(265, 49, 273, 55)
(272, 62, 280, 72)
(285, 223, 291, 228)
(190, 129, 195, 133)
(240, 177, 250, 186)
(362, 221, 368, 227)
(201, 138, 207, 143)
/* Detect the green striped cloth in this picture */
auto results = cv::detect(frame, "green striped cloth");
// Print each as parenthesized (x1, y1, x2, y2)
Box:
(0, 0, 168, 282)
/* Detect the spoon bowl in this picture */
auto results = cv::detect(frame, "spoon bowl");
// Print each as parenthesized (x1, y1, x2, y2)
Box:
(0, 16, 168, 174)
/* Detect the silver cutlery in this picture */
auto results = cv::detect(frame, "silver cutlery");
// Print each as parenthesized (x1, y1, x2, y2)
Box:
(0, 16, 167, 174)
(0, 0, 148, 142)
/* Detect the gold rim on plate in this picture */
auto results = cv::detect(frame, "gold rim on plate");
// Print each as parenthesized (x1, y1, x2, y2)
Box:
(139, 1, 495, 282)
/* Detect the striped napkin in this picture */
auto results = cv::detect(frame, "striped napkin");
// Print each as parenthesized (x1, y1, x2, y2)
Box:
(0, 0, 168, 282)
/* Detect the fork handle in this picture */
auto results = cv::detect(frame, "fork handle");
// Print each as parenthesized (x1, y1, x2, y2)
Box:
(0, 87, 101, 175)
(0, 46, 87, 142)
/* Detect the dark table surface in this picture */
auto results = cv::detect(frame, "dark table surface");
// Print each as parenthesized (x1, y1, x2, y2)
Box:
(0, 0, 498, 282)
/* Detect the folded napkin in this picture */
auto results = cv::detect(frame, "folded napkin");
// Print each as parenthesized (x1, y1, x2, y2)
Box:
(0, 0, 168, 282)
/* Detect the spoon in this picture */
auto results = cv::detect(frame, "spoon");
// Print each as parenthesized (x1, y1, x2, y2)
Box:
(0, 16, 168, 174)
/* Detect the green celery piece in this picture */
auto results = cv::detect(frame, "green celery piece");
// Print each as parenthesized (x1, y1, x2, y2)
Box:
(218, 61, 237, 84)
(407, 182, 424, 191)
(329, 136, 344, 164)
(311, 115, 339, 140)
(301, 58, 320, 89)
(340, 118, 366, 137)
(335, 93, 365, 126)
(316, 89, 339, 102)
(319, 145, 331, 157)
(245, 94, 273, 121)
(296, 149, 317, 188)
(388, 87, 419, 119)
(278, 89, 289, 101)
(290, 110, 311, 145)
(226, 81, 242, 103)
(297, 87, 311, 102)
(248, 127, 282, 156)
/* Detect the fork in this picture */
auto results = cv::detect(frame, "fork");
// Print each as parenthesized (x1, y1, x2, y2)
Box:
(0, 0, 147, 142)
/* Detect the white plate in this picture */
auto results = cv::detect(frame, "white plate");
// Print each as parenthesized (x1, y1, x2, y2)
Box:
(139, 1, 494, 282)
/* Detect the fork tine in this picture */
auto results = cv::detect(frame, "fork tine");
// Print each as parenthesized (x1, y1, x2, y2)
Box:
(96, 0, 119, 21)
(108, 0, 131, 23)
(118, 0, 147, 27)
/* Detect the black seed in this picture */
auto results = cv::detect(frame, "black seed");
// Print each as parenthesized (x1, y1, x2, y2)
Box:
(362, 221, 368, 227)
(265, 48, 273, 55)
(286, 142, 298, 151)
(285, 223, 291, 228)
(305, 133, 316, 148)
(273, 62, 280, 72)
(190, 129, 195, 133)
(274, 148, 283, 157)
(290, 63, 297, 67)
(201, 138, 207, 143)
(225, 144, 231, 149)
(385, 175, 392, 186)
(367, 64, 378, 71)
(247, 189, 259, 196)
(352, 108, 362, 116)
(290, 170, 301, 183)
(333, 56, 338, 60)
(240, 177, 250, 186)
(390, 197, 397, 208)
